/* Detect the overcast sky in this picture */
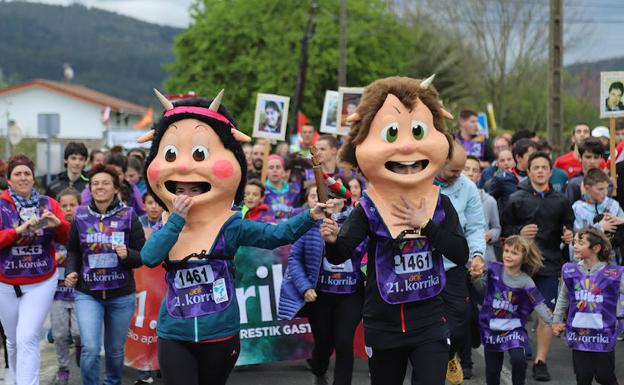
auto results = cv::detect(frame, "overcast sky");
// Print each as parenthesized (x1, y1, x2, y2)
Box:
(15, 0, 624, 65)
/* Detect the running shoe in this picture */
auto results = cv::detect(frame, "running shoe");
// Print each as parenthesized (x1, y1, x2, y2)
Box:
(446, 357, 464, 385)
(533, 360, 551, 381)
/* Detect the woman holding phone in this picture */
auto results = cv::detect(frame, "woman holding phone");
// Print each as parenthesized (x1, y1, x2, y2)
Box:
(0, 154, 70, 385)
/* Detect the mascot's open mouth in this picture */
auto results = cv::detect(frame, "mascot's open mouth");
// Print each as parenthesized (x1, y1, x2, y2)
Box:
(164, 181, 212, 195)
(385, 160, 429, 175)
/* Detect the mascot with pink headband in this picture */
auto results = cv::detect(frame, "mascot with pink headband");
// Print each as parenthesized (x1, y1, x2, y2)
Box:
(139, 89, 327, 385)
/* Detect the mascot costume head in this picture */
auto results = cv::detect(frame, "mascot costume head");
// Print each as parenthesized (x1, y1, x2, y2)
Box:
(138, 90, 252, 258)
(340, 75, 454, 237)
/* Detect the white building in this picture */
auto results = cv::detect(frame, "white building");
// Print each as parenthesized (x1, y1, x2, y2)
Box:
(0, 79, 150, 175)
(0, 78, 148, 141)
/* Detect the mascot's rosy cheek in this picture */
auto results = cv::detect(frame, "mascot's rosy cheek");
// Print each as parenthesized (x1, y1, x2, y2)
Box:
(147, 162, 160, 181)
(212, 159, 234, 180)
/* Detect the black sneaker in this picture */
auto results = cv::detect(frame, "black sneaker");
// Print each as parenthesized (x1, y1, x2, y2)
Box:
(462, 366, 473, 380)
(533, 360, 551, 381)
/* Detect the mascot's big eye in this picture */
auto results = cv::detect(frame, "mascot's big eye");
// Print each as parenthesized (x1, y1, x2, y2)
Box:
(380, 122, 399, 143)
(163, 145, 178, 162)
(192, 145, 208, 161)
(411, 120, 428, 140)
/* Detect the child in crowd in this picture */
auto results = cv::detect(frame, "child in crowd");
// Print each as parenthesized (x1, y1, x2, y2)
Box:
(139, 192, 164, 230)
(552, 228, 623, 385)
(264, 154, 300, 221)
(242, 179, 274, 223)
(472, 236, 553, 385)
(572, 168, 624, 232)
(344, 176, 363, 205)
(126, 156, 146, 195)
(51, 188, 82, 385)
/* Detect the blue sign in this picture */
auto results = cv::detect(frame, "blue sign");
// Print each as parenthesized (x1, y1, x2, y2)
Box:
(477, 112, 489, 138)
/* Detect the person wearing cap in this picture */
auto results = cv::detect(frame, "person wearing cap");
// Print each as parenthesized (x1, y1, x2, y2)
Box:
(0, 154, 70, 385)
(592, 126, 611, 160)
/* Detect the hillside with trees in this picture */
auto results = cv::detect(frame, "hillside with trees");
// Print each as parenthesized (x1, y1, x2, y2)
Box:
(0, 1, 180, 106)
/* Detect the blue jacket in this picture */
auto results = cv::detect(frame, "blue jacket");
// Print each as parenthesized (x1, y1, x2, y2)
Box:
(278, 222, 324, 320)
(440, 174, 486, 267)
(141, 209, 315, 342)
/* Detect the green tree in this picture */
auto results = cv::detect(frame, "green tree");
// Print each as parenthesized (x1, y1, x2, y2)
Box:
(166, 0, 473, 135)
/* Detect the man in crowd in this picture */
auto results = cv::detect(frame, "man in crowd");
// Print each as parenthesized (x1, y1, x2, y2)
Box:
(455, 110, 495, 168)
(479, 135, 511, 187)
(307, 135, 342, 179)
(554, 123, 592, 177)
(290, 124, 316, 157)
(248, 141, 267, 180)
(501, 151, 574, 381)
(485, 138, 537, 210)
(565, 137, 605, 203)
(433, 145, 485, 383)
(46, 141, 89, 198)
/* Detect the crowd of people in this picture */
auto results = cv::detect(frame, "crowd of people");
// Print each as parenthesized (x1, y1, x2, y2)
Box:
(0, 102, 623, 385)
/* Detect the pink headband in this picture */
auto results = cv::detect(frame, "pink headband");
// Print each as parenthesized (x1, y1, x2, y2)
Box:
(164, 106, 234, 127)
(267, 154, 285, 167)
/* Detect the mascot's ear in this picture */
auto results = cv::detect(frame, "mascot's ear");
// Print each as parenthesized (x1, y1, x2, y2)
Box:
(441, 108, 454, 120)
(137, 130, 155, 144)
(346, 113, 361, 124)
(231, 128, 252, 143)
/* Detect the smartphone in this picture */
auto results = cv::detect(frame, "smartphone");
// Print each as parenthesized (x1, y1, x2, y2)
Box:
(31, 218, 50, 230)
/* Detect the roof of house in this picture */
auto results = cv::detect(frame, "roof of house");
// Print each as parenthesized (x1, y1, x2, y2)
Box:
(0, 79, 147, 115)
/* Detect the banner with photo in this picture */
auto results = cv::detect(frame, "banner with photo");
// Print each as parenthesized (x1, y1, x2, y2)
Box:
(124, 245, 324, 368)
(252, 93, 290, 141)
(600, 71, 624, 119)
(320, 90, 339, 134)
(337, 87, 364, 136)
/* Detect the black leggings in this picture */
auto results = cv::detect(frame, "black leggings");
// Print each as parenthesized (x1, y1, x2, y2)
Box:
(307, 289, 363, 385)
(441, 266, 469, 360)
(0, 321, 7, 368)
(572, 349, 618, 385)
(369, 339, 449, 385)
(484, 348, 527, 385)
(157, 335, 240, 385)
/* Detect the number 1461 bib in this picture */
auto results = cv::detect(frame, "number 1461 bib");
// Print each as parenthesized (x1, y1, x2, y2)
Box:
(165, 259, 234, 319)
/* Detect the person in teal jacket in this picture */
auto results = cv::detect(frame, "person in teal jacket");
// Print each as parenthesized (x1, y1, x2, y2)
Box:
(137, 91, 329, 385)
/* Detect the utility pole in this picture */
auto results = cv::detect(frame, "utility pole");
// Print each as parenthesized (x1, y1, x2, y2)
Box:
(338, 0, 347, 87)
(288, 0, 318, 143)
(548, 0, 563, 155)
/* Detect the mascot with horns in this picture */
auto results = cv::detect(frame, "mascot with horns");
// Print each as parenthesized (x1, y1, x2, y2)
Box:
(139, 89, 329, 385)
(320, 76, 469, 385)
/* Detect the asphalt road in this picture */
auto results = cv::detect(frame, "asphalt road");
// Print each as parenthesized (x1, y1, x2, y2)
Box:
(1, 328, 623, 384)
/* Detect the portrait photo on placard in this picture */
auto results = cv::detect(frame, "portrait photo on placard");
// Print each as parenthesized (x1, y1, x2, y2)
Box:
(253, 93, 290, 141)
(320, 90, 339, 134)
(337, 87, 363, 136)
(600, 72, 624, 118)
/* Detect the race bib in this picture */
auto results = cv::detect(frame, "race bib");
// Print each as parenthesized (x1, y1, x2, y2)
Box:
(393, 251, 433, 274)
(88, 253, 119, 268)
(174, 265, 215, 289)
(322, 258, 354, 273)
(11, 245, 43, 256)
